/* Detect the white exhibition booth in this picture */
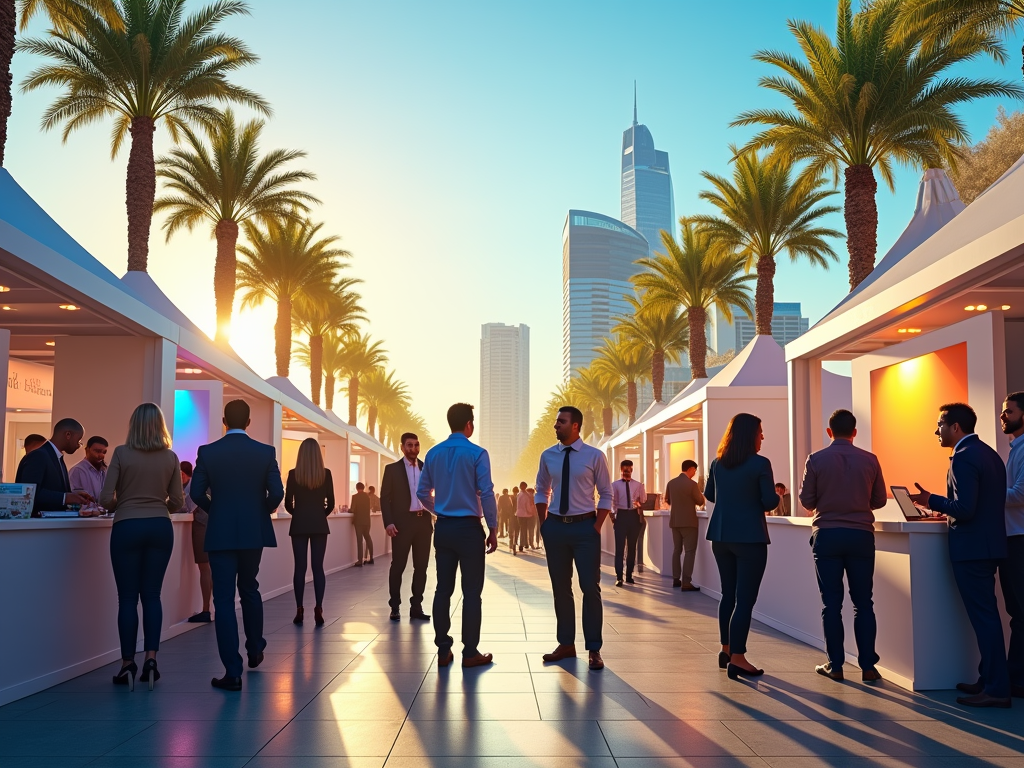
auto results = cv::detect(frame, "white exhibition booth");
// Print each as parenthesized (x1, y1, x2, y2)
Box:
(0, 169, 395, 706)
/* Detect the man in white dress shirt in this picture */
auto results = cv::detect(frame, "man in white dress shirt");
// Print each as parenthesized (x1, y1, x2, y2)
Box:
(611, 460, 647, 587)
(1000, 392, 1024, 698)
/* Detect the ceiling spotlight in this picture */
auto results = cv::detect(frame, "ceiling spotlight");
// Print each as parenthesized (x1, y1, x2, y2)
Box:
(897, 328, 907, 334)
(0, 286, 10, 292)
(58, 304, 80, 311)
(907, 328, 922, 334)
(976, 304, 988, 311)
(1002, 305, 1011, 311)
(45, 340, 55, 347)
(965, 305, 976, 311)
(1, 306, 13, 311)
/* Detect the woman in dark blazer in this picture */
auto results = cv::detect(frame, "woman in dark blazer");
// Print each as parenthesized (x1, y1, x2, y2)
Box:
(704, 413, 779, 680)
(285, 438, 335, 626)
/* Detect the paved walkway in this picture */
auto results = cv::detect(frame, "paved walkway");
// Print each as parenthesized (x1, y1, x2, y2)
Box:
(3, 544, 1024, 767)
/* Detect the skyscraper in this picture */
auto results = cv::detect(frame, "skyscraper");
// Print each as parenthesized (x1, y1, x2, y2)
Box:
(562, 210, 649, 380)
(719, 302, 810, 351)
(479, 323, 530, 477)
(621, 85, 675, 252)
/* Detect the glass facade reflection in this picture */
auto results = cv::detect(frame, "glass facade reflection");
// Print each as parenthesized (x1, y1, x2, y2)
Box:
(621, 100, 675, 253)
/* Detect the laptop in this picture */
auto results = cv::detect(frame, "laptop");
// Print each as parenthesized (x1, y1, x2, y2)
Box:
(891, 485, 946, 522)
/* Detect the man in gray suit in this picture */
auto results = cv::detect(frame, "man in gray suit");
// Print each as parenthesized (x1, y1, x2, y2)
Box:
(664, 459, 704, 591)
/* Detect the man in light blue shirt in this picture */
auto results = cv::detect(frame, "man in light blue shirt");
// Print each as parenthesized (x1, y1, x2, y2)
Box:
(535, 406, 613, 671)
(417, 403, 498, 669)
(1000, 392, 1024, 697)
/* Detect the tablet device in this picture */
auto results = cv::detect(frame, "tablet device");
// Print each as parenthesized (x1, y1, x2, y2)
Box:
(891, 485, 930, 520)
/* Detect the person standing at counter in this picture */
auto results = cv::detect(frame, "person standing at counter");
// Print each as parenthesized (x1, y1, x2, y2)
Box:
(16, 419, 93, 516)
(611, 460, 646, 587)
(69, 436, 108, 504)
(798, 409, 886, 684)
(367, 486, 381, 514)
(180, 461, 212, 624)
(910, 403, 1011, 708)
(664, 459, 704, 591)
(285, 438, 334, 627)
(191, 399, 284, 692)
(705, 413, 779, 680)
(351, 483, 374, 565)
(999, 393, 1024, 698)
(101, 403, 183, 691)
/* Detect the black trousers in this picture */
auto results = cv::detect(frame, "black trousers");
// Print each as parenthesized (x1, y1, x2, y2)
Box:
(712, 540, 768, 655)
(209, 548, 265, 678)
(109, 517, 174, 659)
(291, 534, 328, 608)
(355, 522, 373, 562)
(389, 513, 433, 611)
(952, 558, 1011, 698)
(432, 517, 485, 657)
(1000, 535, 1024, 688)
(613, 509, 641, 579)
(811, 527, 879, 670)
(541, 514, 603, 651)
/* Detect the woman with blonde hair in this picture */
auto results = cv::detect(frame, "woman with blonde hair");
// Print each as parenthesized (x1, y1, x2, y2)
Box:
(285, 437, 335, 626)
(101, 403, 184, 691)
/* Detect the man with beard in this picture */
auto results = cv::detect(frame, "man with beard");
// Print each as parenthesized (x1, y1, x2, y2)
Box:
(1000, 392, 1024, 699)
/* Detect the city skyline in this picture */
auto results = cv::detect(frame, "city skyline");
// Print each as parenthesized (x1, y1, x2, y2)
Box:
(620, 84, 676, 251)
(479, 322, 530, 479)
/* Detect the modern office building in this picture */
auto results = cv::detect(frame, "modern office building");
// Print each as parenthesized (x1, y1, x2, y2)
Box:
(728, 302, 810, 350)
(621, 87, 675, 252)
(562, 210, 649, 380)
(479, 323, 530, 477)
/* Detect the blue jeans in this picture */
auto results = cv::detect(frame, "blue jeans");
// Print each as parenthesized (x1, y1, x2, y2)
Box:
(711, 540, 767, 655)
(109, 517, 174, 660)
(541, 515, 603, 650)
(811, 527, 879, 671)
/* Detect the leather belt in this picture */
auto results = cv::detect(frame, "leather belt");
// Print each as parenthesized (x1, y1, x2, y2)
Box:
(553, 512, 597, 523)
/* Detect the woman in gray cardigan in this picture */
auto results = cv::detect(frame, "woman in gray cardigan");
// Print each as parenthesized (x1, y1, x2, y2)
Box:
(704, 413, 779, 680)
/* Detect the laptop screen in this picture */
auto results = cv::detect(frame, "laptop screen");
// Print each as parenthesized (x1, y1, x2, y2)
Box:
(891, 486, 926, 520)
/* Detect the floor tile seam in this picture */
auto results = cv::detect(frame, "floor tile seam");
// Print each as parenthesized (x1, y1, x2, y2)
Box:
(382, 649, 437, 764)
(594, 719, 622, 766)
(719, 716, 765, 757)
(86, 717, 162, 760)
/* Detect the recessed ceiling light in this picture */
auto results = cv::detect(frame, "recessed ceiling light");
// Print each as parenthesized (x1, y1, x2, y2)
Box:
(1002, 305, 1011, 311)
(908, 328, 922, 334)
(58, 304, 80, 311)
(977, 304, 988, 311)
(897, 329, 907, 334)
(1, 306, 13, 311)
(0, 286, 10, 292)
(45, 340, 55, 346)
(965, 305, 976, 311)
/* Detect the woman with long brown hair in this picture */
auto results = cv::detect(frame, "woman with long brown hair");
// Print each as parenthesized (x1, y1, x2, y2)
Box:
(285, 438, 335, 626)
(704, 413, 779, 680)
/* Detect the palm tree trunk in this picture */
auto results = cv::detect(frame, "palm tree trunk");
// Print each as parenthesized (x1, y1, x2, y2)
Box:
(602, 406, 613, 437)
(627, 380, 638, 423)
(755, 254, 776, 335)
(368, 405, 378, 439)
(844, 164, 878, 291)
(213, 219, 238, 341)
(688, 306, 708, 379)
(126, 116, 156, 272)
(274, 294, 291, 377)
(309, 334, 324, 407)
(324, 373, 335, 410)
(584, 408, 596, 440)
(0, 0, 14, 168)
(348, 376, 359, 426)
(652, 350, 665, 402)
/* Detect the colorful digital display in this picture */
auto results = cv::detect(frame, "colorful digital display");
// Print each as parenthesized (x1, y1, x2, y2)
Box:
(173, 388, 210, 467)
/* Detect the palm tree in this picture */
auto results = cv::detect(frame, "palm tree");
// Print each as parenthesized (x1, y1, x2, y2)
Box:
(573, 364, 626, 438)
(294, 329, 349, 411)
(338, 332, 387, 427)
(154, 109, 319, 340)
(687, 148, 841, 335)
(358, 368, 410, 440)
(732, 0, 1021, 290)
(292, 281, 363, 407)
(614, 295, 689, 403)
(380, 406, 433, 453)
(592, 334, 652, 423)
(19, 0, 268, 272)
(235, 216, 347, 377)
(633, 224, 754, 380)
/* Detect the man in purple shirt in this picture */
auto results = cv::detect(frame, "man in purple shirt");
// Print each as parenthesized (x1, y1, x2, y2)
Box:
(799, 409, 887, 684)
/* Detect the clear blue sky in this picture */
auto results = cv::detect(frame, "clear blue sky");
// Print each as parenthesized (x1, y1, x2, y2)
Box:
(7, 0, 1023, 439)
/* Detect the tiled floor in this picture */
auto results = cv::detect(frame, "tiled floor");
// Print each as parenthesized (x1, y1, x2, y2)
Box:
(3, 543, 1024, 767)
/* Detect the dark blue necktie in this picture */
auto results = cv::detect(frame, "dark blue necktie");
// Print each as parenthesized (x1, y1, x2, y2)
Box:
(559, 447, 572, 514)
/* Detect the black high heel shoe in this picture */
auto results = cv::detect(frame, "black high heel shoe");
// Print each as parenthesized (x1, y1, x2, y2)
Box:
(140, 658, 160, 691)
(727, 662, 765, 680)
(718, 652, 730, 670)
(112, 661, 138, 691)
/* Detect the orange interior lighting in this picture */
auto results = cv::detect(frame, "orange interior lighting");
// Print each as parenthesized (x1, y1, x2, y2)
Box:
(976, 304, 988, 311)
(58, 304, 80, 311)
(965, 305, 976, 311)
(1002, 305, 1011, 311)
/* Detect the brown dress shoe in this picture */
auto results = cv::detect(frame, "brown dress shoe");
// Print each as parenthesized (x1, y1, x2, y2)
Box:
(542, 644, 577, 663)
(862, 668, 882, 683)
(957, 680, 984, 695)
(437, 650, 454, 667)
(957, 692, 1012, 708)
(588, 651, 605, 671)
(462, 652, 493, 668)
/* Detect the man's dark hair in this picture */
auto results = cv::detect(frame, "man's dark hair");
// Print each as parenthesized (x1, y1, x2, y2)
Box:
(681, 459, 698, 472)
(368, 486, 375, 493)
(559, 405, 584, 430)
(502, 488, 509, 494)
(940, 402, 977, 434)
(180, 460, 194, 477)
(52, 418, 83, 436)
(401, 432, 418, 445)
(828, 409, 857, 438)
(775, 482, 787, 491)
(24, 434, 46, 451)
(447, 403, 475, 432)
(224, 399, 250, 429)
(86, 436, 108, 449)
(620, 459, 633, 468)
(1007, 392, 1024, 411)
(356, 482, 365, 491)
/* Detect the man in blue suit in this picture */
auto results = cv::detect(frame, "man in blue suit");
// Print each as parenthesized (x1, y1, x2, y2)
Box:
(911, 402, 1010, 708)
(190, 400, 284, 691)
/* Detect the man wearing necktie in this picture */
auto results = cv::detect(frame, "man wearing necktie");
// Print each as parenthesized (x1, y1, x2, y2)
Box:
(535, 406, 614, 671)
(611, 460, 647, 587)
(16, 418, 93, 516)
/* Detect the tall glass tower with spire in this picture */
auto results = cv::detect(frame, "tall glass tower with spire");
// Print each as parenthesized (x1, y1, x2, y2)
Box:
(620, 84, 675, 253)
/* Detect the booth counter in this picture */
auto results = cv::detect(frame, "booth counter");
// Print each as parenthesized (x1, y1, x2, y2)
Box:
(0, 512, 389, 706)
